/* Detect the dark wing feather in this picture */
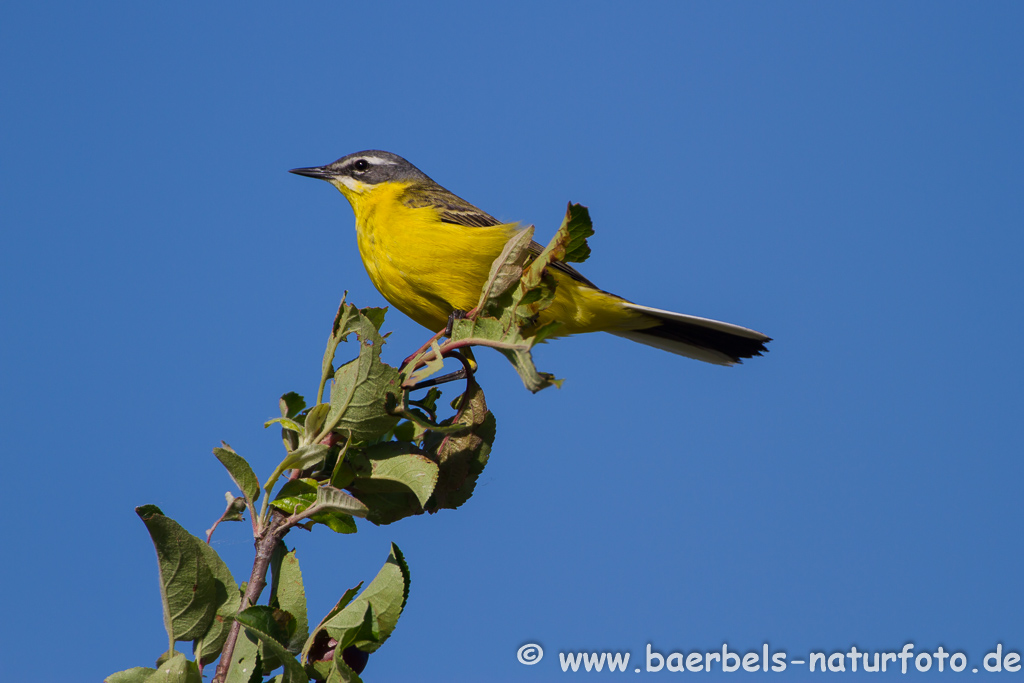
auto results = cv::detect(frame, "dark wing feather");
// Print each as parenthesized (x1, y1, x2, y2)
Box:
(440, 207, 502, 227)
(402, 185, 503, 228)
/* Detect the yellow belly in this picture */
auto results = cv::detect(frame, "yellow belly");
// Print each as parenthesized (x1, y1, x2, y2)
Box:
(345, 183, 517, 330)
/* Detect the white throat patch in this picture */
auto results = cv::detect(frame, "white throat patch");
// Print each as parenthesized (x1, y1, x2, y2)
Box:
(334, 176, 370, 193)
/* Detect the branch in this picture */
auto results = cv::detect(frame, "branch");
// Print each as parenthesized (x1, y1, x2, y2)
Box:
(212, 510, 290, 683)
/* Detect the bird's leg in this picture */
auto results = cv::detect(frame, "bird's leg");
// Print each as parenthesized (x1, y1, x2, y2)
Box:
(406, 348, 474, 390)
(444, 309, 470, 337)
(401, 310, 472, 368)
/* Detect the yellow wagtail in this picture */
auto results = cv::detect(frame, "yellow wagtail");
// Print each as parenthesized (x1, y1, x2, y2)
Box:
(290, 151, 770, 365)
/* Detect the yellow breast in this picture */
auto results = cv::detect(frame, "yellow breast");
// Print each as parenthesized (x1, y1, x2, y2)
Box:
(339, 181, 520, 332)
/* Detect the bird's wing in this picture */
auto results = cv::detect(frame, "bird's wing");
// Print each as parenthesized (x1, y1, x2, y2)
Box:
(403, 187, 504, 228)
(403, 186, 598, 287)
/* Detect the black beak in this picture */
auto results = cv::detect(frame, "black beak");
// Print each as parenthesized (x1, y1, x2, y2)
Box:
(289, 166, 333, 180)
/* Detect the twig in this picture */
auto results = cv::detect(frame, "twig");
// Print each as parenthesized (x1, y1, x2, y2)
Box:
(400, 336, 523, 389)
(212, 510, 289, 683)
(205, 497, 244, 544)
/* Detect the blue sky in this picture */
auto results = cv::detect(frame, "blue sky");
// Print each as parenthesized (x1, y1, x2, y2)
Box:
(2, 2, 1022, 681)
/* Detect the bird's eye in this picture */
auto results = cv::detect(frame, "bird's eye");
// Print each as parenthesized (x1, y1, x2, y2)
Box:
(352, 159, 370, 173)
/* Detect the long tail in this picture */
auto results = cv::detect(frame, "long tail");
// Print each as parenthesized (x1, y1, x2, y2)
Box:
(611, 302, 771, 366)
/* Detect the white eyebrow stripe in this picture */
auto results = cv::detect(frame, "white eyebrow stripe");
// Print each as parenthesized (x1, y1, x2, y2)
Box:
(358, 156, 397, 166)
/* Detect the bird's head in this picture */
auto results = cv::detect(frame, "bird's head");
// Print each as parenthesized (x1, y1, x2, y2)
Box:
(290, 150, 430, 198)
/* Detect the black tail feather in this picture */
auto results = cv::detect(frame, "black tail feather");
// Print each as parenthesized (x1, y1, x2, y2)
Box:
(633, 319, 770, 364)
(611, 302, 771, 366)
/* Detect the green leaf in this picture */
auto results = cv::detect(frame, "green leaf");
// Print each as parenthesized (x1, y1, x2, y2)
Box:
(325, 606, 376, 683)
(506, 203, 592, 331)
(270, 480, 367, 519)
(320, 298, 390, 399)
(302, 584, 363, 665)
(329, 454, 357, 490)
(281, 444, 331, 471)
(313, 511, 358, 534)
(315, 485, 370, 518)
(236, 607, 309, 683)
(475, 225, 535, 317)
(523, 203, 593, 286)
(192, 541, 241, 666)
(302, 403, 332, 442)
(558, 202, 594, 263)
(394, 393, 472, 435)
(324, 306, 401, 441)
(449, 311, 560, 394)
(391, 420, 417, 443)
(308, 487, 363, 533)
(220, 492, 247, 522)
(270, 480, 360, 533)
(117, 652, 200, 683)
(407, 387, 441, 414)
(488, 203, 589, 383)
(496, 349, 561, 393)
(312, 543, 409, 654)
(270, 549, 309, 655)
(270, 479, 319, 515)
(104, 667, 156, 683)
(240, 603, 296, 675)
(214, 444, 260, 503)
(407, 339, 446, 385)
(531, 319, 565, 345)
(424, 378, 497, 511)
(222, 626, 262, 683)
(330, 357, 401, 440)
(362, 445, 438, 509)
(136, 507, 218, 643)
(358, 306, 388, 332)
(321, 296, 353, 389)
(265, 417, 304, 433)
(280, 393, 307, 419)
(347, 442, 439, 525)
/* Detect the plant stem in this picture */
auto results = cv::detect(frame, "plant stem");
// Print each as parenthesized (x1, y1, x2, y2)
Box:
(212, 510, 289, 683)
(401, 336, 518, 389)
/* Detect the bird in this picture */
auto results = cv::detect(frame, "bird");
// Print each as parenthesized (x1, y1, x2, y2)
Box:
(290, 151, 770, 366)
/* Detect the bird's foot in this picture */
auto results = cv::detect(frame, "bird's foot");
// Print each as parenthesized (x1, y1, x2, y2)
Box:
(444, 309, 471, 337)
